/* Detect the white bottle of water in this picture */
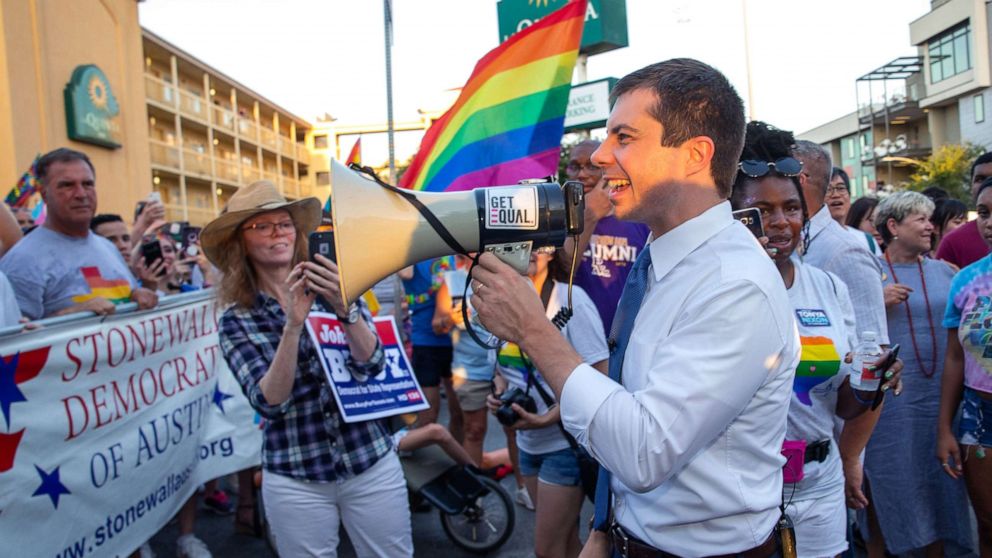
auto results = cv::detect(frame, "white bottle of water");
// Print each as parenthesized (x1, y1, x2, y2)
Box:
(851, 331, 883, 391)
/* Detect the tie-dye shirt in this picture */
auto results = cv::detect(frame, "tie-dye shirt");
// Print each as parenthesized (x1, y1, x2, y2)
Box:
(942, 253, 992, 394)
(0, 227, 136, 319)
(785, 262, 857, 500)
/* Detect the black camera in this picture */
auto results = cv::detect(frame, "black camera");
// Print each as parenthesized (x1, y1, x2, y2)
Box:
(495, 387, 537, 426)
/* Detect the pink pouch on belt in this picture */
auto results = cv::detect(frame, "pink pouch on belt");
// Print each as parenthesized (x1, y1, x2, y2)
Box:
(781, 440, 806, 484)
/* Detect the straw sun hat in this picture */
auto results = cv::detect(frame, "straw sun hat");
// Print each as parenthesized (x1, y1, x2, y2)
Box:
(200, 180, 322, 267)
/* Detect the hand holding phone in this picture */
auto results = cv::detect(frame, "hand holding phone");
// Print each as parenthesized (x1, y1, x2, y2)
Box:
(307, 232, 336, 311)
(140, 240, 166, 277)
(732, 207, 764, 238)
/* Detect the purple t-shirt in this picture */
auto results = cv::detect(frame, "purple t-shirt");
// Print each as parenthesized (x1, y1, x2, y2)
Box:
(572, 215, 650, 336)
(935, 220, 990, 269)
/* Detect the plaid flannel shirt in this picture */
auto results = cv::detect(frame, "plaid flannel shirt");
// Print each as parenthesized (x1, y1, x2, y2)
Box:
(219, 294, 392, 482)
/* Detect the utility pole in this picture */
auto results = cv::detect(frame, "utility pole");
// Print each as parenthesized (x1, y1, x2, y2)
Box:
(741, 0, 756, 121)
(384, 0, 396, 183)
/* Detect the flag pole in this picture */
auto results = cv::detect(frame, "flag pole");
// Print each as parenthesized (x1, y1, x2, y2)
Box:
(384, 0, 396, 183)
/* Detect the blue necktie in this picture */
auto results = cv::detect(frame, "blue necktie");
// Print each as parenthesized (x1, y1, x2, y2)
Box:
(592, 246, 653, 531)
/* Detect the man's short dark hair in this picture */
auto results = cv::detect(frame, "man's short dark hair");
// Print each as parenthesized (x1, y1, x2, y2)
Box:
(90, 213, 124, 231)
(609, 58, 745, 197)
(831, 167, 850, 192)
(971, 152, 992, 180)
(921, 185, 949, 201)
(36, 148, 95, 186)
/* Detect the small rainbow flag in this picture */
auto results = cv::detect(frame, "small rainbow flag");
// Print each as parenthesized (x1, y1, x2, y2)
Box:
(794, 336, 841, 406)
(399, 0, 586, 192)
(6, 155, 41, 208)
(346, 137, 362, 166)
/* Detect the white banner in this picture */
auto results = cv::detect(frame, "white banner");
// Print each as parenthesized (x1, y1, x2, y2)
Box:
(0, 293, 261, 558)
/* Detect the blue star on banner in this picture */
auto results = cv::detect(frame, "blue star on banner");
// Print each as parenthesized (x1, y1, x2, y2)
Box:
(0, 353, 26, 427)
(32, 465, 71, 509)
(212, 383, 233, 415)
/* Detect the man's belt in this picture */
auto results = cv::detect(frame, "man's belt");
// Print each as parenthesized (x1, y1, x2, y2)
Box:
(609, 523, 777, 558)
(803, 439, 830, 464)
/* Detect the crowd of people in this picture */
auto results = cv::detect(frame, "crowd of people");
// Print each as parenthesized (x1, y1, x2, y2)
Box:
(1, 57, 990, 558)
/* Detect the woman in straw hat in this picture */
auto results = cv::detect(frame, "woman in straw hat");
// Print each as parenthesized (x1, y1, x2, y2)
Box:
(203, 181, 412, 557)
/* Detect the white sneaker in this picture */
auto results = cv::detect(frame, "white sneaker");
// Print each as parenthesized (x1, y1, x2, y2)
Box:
(515, 486, 535, 510)
(139, 542, 155, 558)
(176, 534, 212, 558)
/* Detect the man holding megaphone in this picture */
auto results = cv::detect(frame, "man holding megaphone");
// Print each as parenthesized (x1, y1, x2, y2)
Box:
(471, 59, 800, 557)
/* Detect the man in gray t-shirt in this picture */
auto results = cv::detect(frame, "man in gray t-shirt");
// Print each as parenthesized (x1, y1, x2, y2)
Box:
(0, 149, 157, 320)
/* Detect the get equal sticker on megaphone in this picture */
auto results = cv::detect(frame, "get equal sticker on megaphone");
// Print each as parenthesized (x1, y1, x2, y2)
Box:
(486, 186, 539, 230)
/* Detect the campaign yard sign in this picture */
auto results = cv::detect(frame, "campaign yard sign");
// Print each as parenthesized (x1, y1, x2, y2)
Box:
(305, 314, 428, 422)
(0, 293, 261, 558)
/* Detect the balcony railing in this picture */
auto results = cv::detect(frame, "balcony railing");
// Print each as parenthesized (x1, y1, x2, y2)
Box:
(214, 158, 240, 184)
(242, 166, 261, 184)
(213, 107, 236, 132)
(186, 207, 217, 227)
(163, 204, 186, 223)
(263, 170, 280, 185)
(260, 128, 278, 151)
(145, 75, 176, 107)
(183, 148, 212, 176)
(179, 90, 207, 121)
(283, 177, 300, 197)
(297, 146, 310, 165)
(149, 140, 180, 169)
(279, 137, 295, 158)
(238, 118, 259, 142)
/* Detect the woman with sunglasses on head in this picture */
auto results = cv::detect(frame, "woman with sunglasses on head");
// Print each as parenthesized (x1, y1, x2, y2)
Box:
(937, 176, 992, 557)
(856, 192, 974, 557)
(202, 181, 411, 558)
(485, 246, 608, 558)
(731, 122, 901, 558)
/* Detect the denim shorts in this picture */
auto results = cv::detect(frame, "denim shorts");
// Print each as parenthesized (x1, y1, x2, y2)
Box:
(958, 387, 992, 447)
(518, 447, 581, 487)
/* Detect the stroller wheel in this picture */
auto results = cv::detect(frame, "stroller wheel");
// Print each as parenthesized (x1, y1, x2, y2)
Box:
(439, 476, 514, 554)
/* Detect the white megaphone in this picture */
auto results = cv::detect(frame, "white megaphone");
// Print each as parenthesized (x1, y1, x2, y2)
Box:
(329, 160, 584, 306)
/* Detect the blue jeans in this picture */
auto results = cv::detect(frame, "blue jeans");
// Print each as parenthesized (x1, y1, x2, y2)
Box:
(958, 386, 992, 447)
(518, 447, 582, 487)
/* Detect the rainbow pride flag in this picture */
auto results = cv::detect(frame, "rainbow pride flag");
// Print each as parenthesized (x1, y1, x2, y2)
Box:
(399, 0, 586, 192)
(794, 336, 841, 406)
(6, 155, 40, 208)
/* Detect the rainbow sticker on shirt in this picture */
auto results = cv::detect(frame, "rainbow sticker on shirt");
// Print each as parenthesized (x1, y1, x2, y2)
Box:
(794, 336, 841, 406)
(71, 266, 131, 305)
(497, 342, 529, 373)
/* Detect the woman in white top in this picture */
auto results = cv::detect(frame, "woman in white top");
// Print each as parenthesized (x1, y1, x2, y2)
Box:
(486, 246, 608, 558)
(730, 121, 901, 557)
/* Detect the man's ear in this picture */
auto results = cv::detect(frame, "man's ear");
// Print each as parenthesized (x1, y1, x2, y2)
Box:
(683, 136, 716, 183)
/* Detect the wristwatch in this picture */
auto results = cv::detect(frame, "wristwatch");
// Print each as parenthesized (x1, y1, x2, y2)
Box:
(337, 302, 361, 324)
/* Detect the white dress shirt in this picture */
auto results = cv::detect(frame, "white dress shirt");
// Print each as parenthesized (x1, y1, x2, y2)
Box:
(561, 201, 800, 556)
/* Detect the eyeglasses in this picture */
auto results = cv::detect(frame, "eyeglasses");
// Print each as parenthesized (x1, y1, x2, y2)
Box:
(243, 220, 296, 236)
(825, 185, 850, 196)
(566, 162, 602, 175)
(738, 158, 804, 178)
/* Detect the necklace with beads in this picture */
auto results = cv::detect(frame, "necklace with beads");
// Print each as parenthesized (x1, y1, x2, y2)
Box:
(884, 252, 938, 378)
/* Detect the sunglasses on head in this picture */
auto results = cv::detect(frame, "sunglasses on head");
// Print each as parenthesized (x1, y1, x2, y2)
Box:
(738, 157, 804, 178)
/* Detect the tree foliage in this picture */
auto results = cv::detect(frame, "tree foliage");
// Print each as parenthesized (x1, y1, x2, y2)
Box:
(907, 143, 986, 204)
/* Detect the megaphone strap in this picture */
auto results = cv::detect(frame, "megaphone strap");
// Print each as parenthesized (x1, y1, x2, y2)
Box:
(347, 164, 471, 258)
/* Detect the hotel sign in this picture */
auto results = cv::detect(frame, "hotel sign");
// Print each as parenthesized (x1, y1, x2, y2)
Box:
(564, 78, 615, 132)
(497, 0, 628, 56)
(64, 65, 122, 149)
